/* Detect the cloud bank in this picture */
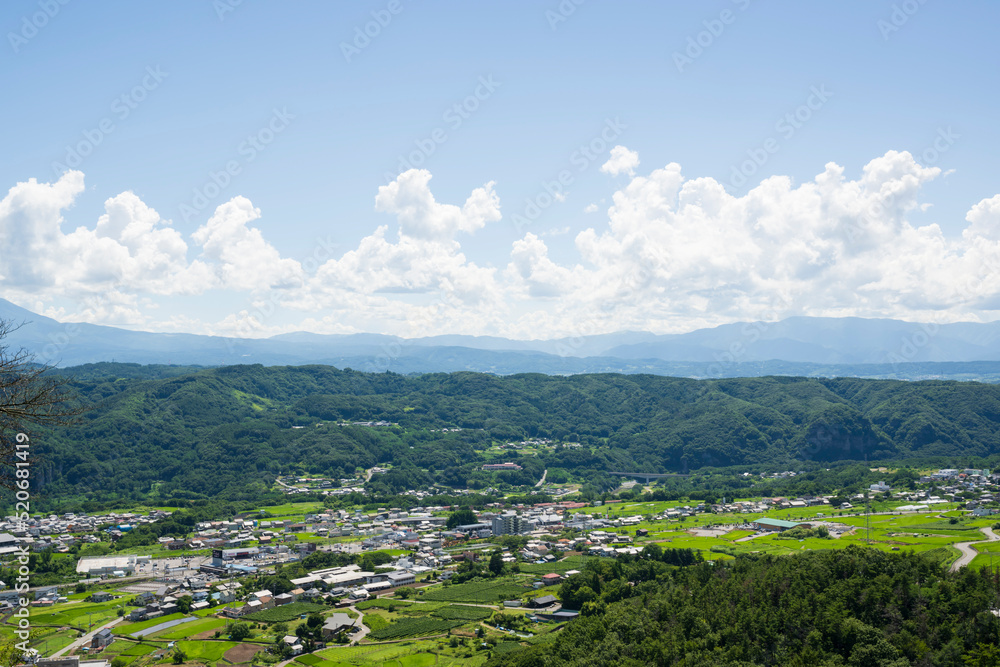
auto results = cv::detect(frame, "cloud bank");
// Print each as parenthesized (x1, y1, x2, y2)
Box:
(2, 149, 999, 338)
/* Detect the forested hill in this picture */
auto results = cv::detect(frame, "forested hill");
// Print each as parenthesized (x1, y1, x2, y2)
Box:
(24, 363, 1000, 504)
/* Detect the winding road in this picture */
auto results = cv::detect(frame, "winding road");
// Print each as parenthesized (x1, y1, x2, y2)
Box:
(347, 605, 370, 645)
(950, 526, 1000, 571)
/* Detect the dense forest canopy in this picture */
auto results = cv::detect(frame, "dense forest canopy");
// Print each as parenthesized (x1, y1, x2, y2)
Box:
(20, 363, 1000, 505)
(488, 546, 1000, 666)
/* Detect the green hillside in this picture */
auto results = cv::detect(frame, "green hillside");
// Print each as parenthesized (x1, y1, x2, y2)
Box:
(21, 363, 1000, 504)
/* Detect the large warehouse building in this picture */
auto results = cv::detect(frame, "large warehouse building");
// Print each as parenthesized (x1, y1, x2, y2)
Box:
(75, 555, 144, 576)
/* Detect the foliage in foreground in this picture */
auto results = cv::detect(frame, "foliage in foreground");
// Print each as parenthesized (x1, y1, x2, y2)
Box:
(489, 546, 1000, 667)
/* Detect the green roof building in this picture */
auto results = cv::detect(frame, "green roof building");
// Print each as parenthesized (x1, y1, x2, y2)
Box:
(752, 517, 800, 532)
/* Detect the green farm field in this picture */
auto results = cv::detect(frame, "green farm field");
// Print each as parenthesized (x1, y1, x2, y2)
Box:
(30, 597, 135, 629)
(628, 508, 987, 563)
(117, 612, 187, 636)
(172, 640, 240, 662)
(319, 638, 489, 666)
(155, 617, 228, 640)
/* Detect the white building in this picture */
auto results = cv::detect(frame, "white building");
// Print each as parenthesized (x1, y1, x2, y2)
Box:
(76, 555, 139, 576)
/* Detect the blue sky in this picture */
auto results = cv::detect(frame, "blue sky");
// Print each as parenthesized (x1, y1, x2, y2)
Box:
(1, 0, 998, 340)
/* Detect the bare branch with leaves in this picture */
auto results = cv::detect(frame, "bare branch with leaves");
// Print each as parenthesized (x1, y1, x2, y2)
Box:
(0, 318, 85, 490)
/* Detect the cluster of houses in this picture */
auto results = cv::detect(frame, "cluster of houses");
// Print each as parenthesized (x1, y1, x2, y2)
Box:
(0, 510, 171, 555)
(705, 497, 822, 514)
(123, 579, 243, 622)
(0, 585, 64, 609)
(757, 471, 801, 479)
(184, 508, 455, 552)
(495, 438, 555, 451)
(216, 563, 421, 617)
(280, 482, 367, 497)
(922, 468, 991, 482)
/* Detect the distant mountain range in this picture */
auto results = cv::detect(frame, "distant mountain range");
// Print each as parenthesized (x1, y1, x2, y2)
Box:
(4, 297, 1000, 380)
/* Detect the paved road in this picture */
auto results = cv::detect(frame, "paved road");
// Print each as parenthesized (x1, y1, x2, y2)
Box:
(950, 527, 999, 571)
(347, 605, 369, 645)
(535, 470, 547, 488)
(49, 618, 124, 658)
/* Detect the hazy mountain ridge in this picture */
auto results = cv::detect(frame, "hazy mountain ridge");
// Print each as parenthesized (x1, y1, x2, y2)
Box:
(4, 298, 1000, 379)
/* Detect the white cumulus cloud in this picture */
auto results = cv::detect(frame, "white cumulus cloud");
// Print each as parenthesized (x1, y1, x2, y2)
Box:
(601, 145, 640, 177)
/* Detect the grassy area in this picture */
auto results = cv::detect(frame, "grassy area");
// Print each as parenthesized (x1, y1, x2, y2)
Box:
(361, 613, 390, 632)
(318, 642, 419, 662)
(615, 505, 996, 562)
(398, 655, 438, 666)
(173, 640, 239, 662)
(30, 598, 132, 629)
(117, 612, 186, 636)
(29, 627, 79, 657)
(256, 501, 325, 518)
(319, 637, 488, 666)
(121, 643, 159, 657)
(156, 617, 227, 640)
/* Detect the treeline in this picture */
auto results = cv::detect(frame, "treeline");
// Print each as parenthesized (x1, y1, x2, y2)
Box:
(20, 363, 1000, 505)
(490, 546, 1000, 666)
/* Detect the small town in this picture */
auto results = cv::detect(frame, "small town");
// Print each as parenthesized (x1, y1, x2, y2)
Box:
(2, 466, 999, 666)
